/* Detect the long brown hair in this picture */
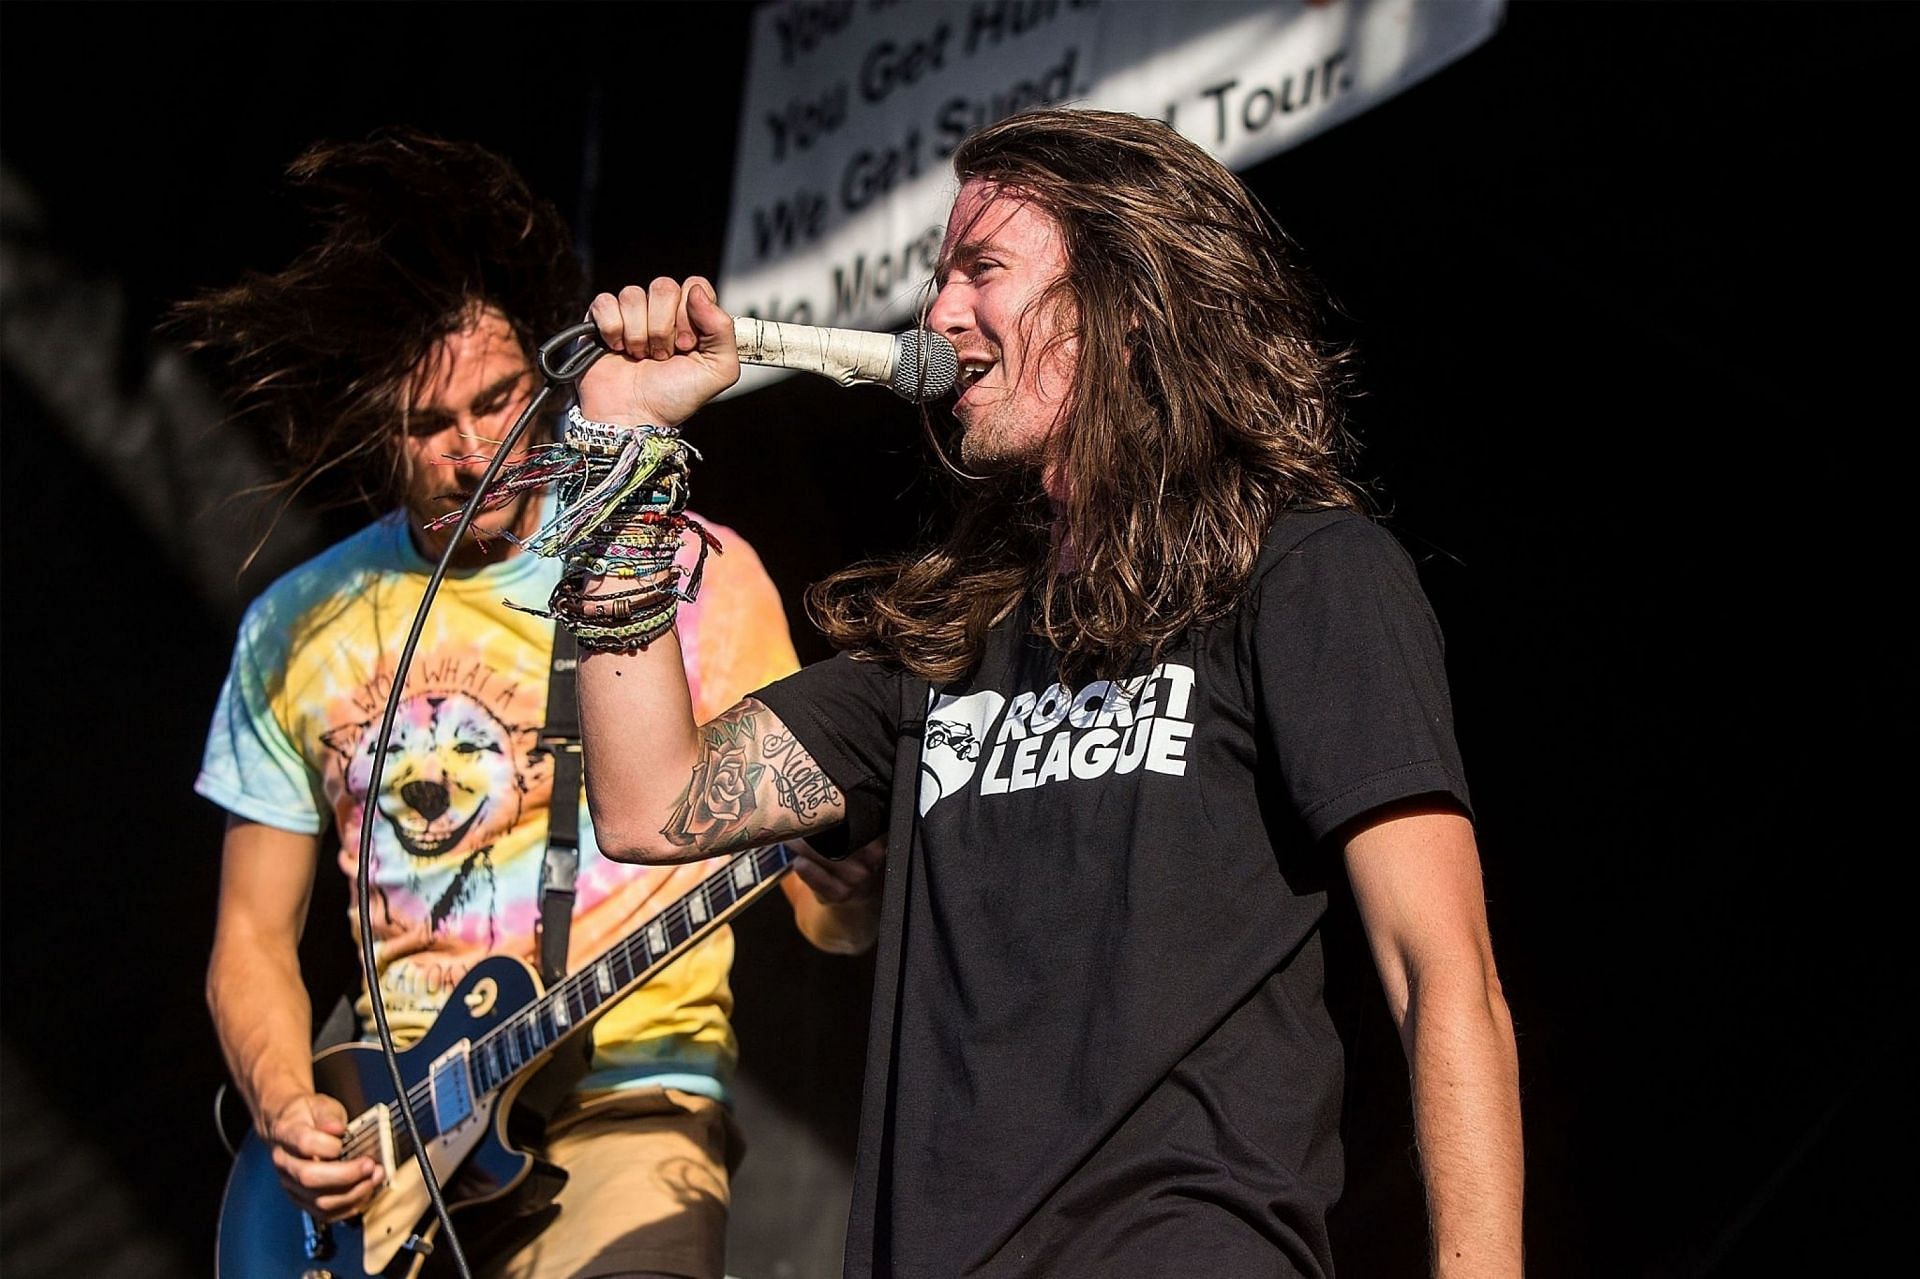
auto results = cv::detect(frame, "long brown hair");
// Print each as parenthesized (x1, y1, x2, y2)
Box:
(171, 128, 583, 533)
(812, 108, 1363, 683)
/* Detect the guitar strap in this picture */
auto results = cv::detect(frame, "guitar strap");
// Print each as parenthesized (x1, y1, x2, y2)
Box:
(536, 624, 582, 987)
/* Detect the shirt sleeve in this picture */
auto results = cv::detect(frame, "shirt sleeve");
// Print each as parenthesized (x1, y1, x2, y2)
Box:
(753, 652, 903, 844)
(1253, 516, 1472, 842)
(194, 596, 327, 835)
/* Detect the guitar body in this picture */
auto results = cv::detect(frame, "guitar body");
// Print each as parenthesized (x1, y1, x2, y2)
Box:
(216, 955, 561, 1279)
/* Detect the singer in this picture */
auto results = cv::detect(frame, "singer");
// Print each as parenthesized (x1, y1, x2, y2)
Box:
(568, 109, 1522, 1278)
(179, 129, 881, 1279)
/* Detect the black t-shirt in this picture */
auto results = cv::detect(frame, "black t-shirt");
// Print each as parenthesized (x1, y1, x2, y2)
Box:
(757, 511, 1471, 1278)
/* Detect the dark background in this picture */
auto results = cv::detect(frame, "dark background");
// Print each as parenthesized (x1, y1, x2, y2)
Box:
(2, 3, 1909, 1276)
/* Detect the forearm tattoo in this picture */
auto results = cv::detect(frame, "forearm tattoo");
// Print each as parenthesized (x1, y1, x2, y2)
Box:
(662, 700, 844, 850)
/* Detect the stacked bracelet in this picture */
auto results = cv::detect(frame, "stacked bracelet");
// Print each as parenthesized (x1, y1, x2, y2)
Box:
(492, 404, 719, 652)
(541, 571, 685, 650)
(560, 403, 657, 457)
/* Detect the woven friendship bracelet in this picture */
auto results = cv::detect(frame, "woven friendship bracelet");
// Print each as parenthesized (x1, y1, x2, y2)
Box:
(424, 407, 696, 545)
(549, 576, 680, 621)
(503, 563, 688, 648)
(561, 403, 678, 455)
(564, 603, 683, 650)
(491, 403, 719, 649)
(565, 547, 685, 579)
(544, 570, 684, 650)
(527, 432, 699, 560)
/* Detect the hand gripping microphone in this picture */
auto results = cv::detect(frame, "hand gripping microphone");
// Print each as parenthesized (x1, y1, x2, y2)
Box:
(732, 316, 958, 402)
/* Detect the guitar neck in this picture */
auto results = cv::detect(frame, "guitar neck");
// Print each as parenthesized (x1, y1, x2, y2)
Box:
(465, 843, 793, 1097)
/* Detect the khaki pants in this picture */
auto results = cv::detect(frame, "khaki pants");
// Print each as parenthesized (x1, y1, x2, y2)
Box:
(479, 1087, 743, 1279)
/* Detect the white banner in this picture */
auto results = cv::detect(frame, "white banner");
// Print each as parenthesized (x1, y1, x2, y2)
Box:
(718, 0, 1503, 392)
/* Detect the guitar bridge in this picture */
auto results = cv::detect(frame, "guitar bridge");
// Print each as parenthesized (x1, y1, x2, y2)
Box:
(342, 1102, 396, 1180)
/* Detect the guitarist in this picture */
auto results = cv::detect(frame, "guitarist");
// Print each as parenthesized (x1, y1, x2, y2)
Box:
(181, 129, 882, 1279)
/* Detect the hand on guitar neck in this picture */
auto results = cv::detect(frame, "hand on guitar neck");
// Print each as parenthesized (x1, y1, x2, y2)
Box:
(788, 836, 887, 956)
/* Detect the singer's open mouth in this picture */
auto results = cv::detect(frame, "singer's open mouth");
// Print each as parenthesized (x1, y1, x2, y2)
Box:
(958, 360, 996, 391)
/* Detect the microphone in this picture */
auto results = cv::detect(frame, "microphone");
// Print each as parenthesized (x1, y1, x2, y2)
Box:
(732, 317, 958, 402)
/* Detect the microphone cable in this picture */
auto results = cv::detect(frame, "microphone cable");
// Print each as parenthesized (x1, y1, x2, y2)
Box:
(353, 321, 606, 1279)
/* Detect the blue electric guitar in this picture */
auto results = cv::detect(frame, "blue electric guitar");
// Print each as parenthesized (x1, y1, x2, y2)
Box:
(215, 843, 794, 1278)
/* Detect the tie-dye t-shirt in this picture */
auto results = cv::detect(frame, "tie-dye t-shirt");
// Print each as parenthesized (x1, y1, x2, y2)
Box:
(196, 500, 799, 1098)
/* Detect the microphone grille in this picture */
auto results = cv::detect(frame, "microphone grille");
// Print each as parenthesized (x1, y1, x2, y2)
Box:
(891, 330, 959, 403)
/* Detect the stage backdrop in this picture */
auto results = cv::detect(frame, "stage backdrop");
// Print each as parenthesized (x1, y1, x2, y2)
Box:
(715, 0, 1502, 394)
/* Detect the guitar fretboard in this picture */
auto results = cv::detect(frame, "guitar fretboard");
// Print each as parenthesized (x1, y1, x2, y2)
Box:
(468, 841, 793, 1096)
(356, 843, 794, 1173)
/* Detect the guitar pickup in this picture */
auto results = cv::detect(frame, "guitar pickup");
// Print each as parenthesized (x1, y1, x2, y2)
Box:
(430, 1040, 477, 1134)
(343, 1102, 396, 1180)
